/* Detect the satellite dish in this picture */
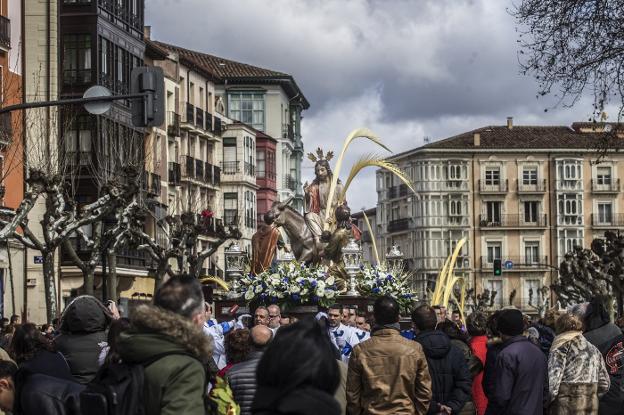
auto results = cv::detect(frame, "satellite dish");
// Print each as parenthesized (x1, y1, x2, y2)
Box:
(83, 85, 112, 115)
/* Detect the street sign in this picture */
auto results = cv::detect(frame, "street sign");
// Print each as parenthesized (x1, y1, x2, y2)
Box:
(33, 256, 44, 264)
(504, 260, 513, 270)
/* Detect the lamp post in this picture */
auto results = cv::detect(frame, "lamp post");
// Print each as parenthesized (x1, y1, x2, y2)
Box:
(225, 242, 246, 299)
(386, 245, 404, 270)
(342, 238, 362, 296)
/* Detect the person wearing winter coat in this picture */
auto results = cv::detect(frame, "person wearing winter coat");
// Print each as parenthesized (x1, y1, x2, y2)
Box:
(55, 295, 112, 384)
(412, 305, 472, 415)
(482, 311, 505, 415)
(548, 313, 610, 415)
(582, 296, 624, 415)
(227, 325, 273, 415)
(0, 360, 84, 415)
(346, 297, 432, 415)
(251, 318, 341, 415)
(491, 309, 547, 415)
(117, 275, 213, 415)
(467, 312, 488, 415)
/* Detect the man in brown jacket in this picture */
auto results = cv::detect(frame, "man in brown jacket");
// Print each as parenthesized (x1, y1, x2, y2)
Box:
(346, 296, 432, 415)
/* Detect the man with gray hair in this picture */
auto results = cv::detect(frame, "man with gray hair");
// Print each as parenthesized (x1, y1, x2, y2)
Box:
(117, 275, 212, 415)
(227, 325, 273, 415)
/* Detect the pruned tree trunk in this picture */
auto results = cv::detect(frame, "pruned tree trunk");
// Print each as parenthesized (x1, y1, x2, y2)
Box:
(42, 250, 57, 322)
(107, 251, 118, 301)
(6, 241, 15, 316)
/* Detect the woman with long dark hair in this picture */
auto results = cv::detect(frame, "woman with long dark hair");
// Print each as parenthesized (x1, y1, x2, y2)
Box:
(9, 323, 73, 381)
(251, 317, 341, 415)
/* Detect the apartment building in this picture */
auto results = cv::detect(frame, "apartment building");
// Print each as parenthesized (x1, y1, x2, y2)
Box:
(0, 0, 23, 319)
(351, 208, 380, 265)
(377, 118, 624, 311)
(56, 0, 148, 304)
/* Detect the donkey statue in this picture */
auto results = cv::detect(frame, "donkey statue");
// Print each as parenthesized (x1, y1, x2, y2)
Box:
(264, 197, 353, 266)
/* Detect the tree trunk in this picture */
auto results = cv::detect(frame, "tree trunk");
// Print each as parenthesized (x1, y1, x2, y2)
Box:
(107, 252, 118, 301)
(153, 265, 167, 293)
(7, 242, 15, 315)
(85, 268, 95, 296)
(42, 250, 57, 323)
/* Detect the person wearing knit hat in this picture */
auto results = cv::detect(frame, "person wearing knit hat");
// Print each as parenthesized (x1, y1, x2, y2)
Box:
(491, 308, 547, 415)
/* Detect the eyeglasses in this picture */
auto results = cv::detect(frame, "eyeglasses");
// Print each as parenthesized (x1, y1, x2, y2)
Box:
(268, 314, 280, 319)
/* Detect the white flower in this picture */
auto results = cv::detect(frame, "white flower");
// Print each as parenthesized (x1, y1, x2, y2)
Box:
(326, 276, 335, 285)
(254, 285, 263, 294)
(245, 289, 255, 300)
(290, 285, 301, 294)
(316, 287, 325, 297)
(316, 280, 326, 291)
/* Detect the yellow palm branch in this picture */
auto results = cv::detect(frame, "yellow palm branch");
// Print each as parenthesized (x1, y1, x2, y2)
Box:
(338, 156, 414, 204)
(360, 209, 380, 264)
(200, 276, 230, 291)
(324, 128, 391, 225)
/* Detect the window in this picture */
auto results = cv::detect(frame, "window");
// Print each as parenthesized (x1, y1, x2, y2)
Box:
(486, 242, 502, 263)
(524, 201, 539, 223)
(245, 191, 256, 229)
(224, 193, 238, 226)
(523, 168, 538, 185)
(267, 149, 275, 180)
(484, 280, 503, 308)
(524, 242, 540, 264)
(244, 136, 254, 176)
(222, 137, 237, 174)
(228, 92, 265, 131)
(597, 167, 612, 185)
(485, 168, 500, 185)
(523, 279, 541, 307)
(558, 194, 583, 225)
(98, 37, 113, 83)
(256, 150, 266, 178)
(485, 201, 502, 223)
(63, 34, 91, 84)
(65, 114, 93, 165)
(449, 200, 462, 216)
(560, 161, 581, 180)
(448, 164, 462, 180)
(597, 202, 613, 224)
(558, 229, 584, 257)
(64, 0, 91, 3)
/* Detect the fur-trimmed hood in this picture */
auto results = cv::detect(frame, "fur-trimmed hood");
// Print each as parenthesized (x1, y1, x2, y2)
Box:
(117, 304, 213, 363)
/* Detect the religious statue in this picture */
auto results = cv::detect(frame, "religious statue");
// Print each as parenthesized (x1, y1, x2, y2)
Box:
(251, 212, 285, 275)
(304, 148, 344, 240)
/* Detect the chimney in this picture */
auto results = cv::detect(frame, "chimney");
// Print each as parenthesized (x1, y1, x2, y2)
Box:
(144, 25, 151, 40)
(507, 117, 513, 129)
(473, 133, 481, 147)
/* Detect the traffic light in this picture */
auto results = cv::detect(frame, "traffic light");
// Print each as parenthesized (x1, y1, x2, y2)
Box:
(131, 66, 165, 127)
(493, 259, 502, 276)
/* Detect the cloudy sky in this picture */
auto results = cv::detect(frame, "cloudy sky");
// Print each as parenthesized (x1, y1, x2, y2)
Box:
(147, 0, 601, 210)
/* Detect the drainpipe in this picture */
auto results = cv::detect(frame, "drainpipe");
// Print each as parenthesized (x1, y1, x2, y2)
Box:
(548, 153, 555, 306)
(471, 153, 477, 292)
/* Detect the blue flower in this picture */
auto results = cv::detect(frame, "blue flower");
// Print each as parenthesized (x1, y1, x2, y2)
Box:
(312, 295, 319, 304)
(372, 287, 381, 294)
(359, 264, 365, 270)
(386, 275, 393, 282)
(270, 296, 278, 303)
(311, 280, 317, 288)
(282, 278, 289, 284)
(291, 294, 301, 303)
(376, 278, 382, 285)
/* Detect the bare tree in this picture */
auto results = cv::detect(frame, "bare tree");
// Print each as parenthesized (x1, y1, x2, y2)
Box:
(513, 0, 624, 123)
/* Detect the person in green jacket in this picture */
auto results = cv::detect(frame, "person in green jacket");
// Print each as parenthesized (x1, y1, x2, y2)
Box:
(117, 275, 213, 415)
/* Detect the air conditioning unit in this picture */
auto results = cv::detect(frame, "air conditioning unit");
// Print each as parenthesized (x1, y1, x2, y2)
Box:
(26, 278, 37, 287)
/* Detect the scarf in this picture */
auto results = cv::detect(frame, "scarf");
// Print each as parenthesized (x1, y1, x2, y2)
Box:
(551, 330, 582, 351)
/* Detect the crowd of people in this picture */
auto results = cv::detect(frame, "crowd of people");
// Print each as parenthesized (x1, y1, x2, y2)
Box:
(0, 277, 622, 415)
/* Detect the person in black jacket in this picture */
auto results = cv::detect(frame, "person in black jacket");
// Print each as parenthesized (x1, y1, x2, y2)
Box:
(412, 305, 472, 414)
(55, 295, 113, 384)
(582, 296, 624, 415)
(0, 360, 84, 415)
(491, 309, 547, 415)
(9, 323, 73, 381)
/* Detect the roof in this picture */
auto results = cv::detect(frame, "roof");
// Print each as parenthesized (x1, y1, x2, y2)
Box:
(154, 41, 310, 109)
(145, 39, 170, 60)
(351, 207, 377, 218)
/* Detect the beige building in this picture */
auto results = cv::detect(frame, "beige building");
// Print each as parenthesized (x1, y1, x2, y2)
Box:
(377, 118, 624, 312)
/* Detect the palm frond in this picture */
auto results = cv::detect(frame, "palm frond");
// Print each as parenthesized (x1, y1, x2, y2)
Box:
(360, 210, 380, 264)
(339, 155, 414, 203)
(324, 128, 392, 225)
(200, 276, 230, 291)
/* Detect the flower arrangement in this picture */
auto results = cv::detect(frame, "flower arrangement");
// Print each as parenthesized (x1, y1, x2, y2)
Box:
(238, 261, 339, 309)
(358, 263, 415, 312)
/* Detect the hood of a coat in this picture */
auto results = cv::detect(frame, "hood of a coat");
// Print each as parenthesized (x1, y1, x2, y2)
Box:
(60, 295, 111, 334)
(415, 330, 451, 359)
(117, 304, 212, 363)
(252, 385, 340, 415)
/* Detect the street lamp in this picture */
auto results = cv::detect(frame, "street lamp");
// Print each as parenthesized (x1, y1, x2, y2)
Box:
(225, 242, 246, 299)
(386, 245, 404, 270)
(342, 238, 362, 296)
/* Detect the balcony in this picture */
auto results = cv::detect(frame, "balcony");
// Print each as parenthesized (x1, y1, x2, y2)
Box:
(224, 209, 238, 226)
(205, 110, 213, 132)
(0, 16, 10, 51)
(480, 256, 549, 270)
(518, 179, 547, 193)
(181, 155, 195, 179)
(555, 179, 583, 192)
(283, 175, 297, 191)
(387, 218, 410, 232)
(479, 179, 508, 194)
(196, 108, 204, 130)
(150, 173, 161, 196)
(361, 231, 372, 243)
(66, 151, 94, 166)
(221, 161, 240, 175)
(168, 162, 181, 185)
(557, 215, 583, 226)
(214, 117, 222, 135)
(204, 162, 221, 186)
(414, 216, 470, 227)
(244, 162, 255, 176)
(387, 184, 409, 199)
(195, 159, 204, 179)
(479, 214, 548, 228)
(591, 213, 624, 228)
(167, 112, 180, 137)
(415, 256, 471, 271)
(198, 215, 224, 238)
(415, 181, 469, 192)
(591, 179, 620, 193)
